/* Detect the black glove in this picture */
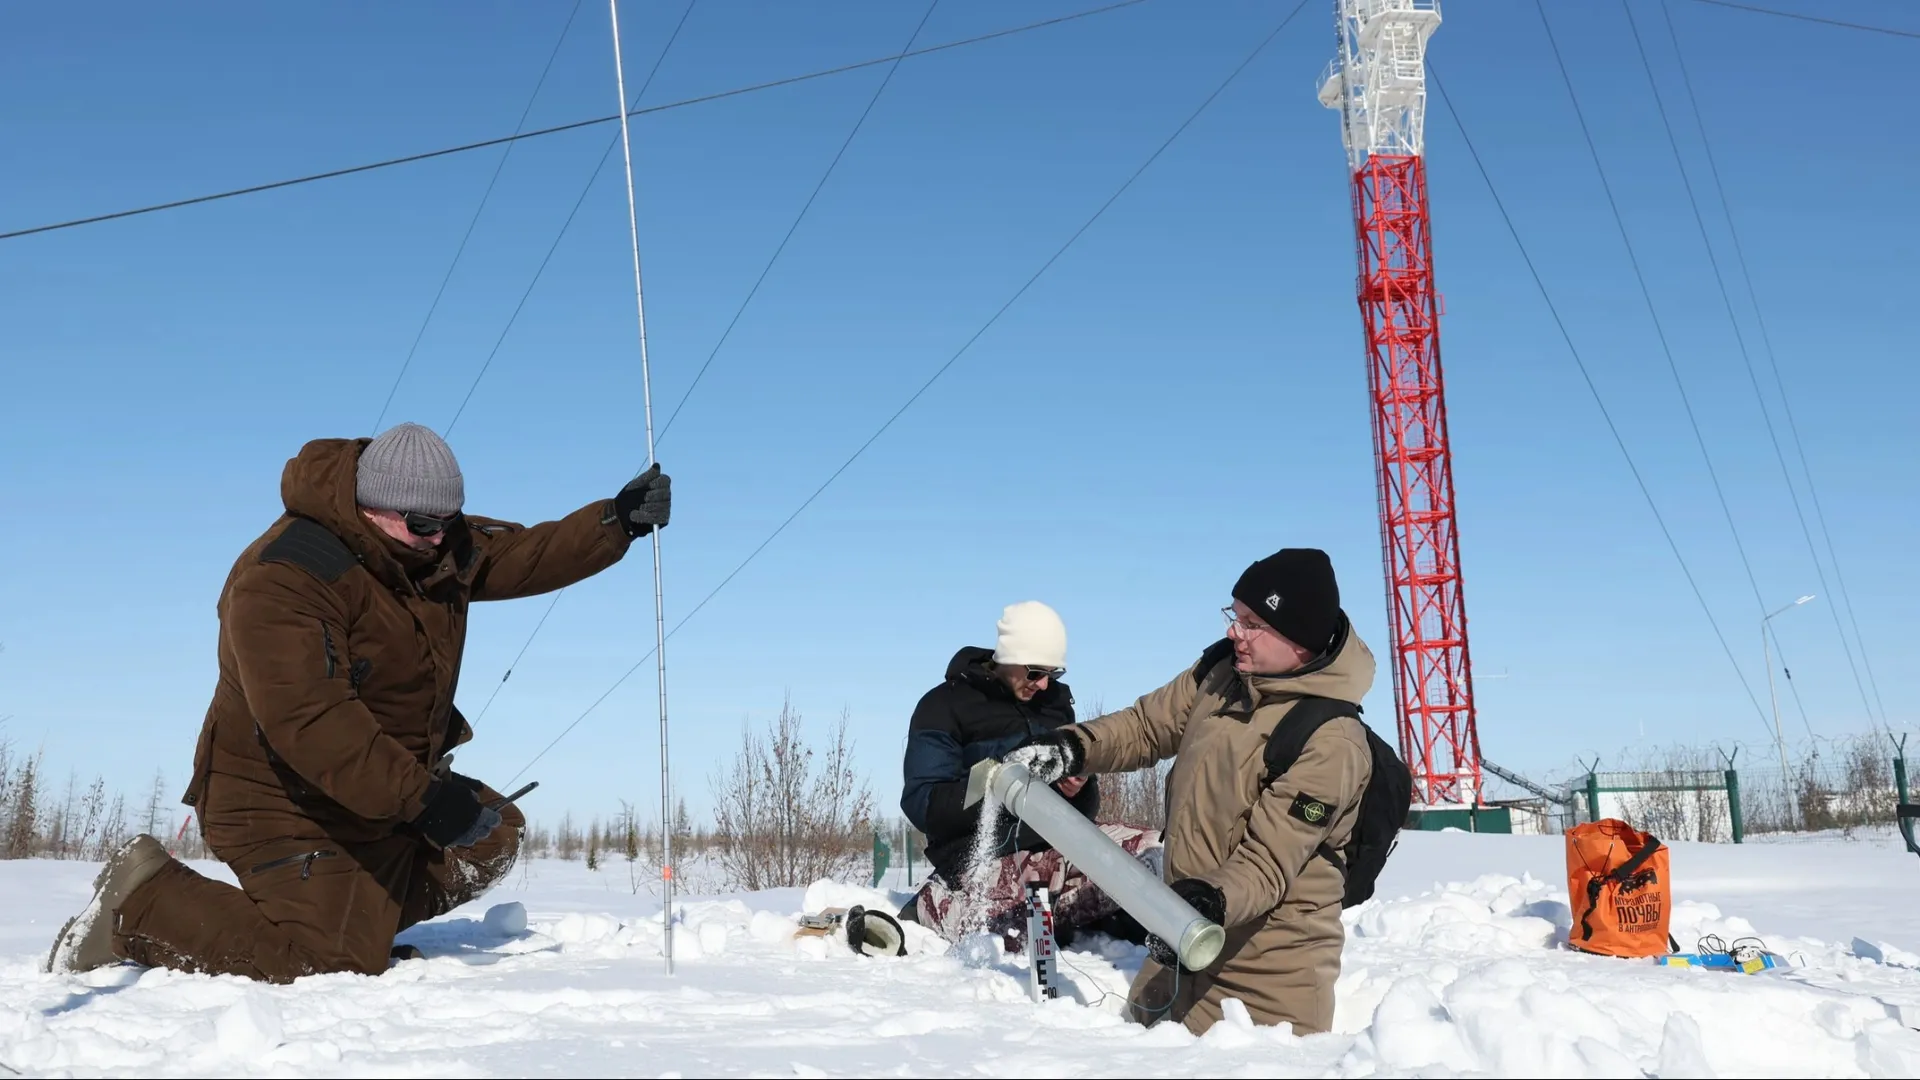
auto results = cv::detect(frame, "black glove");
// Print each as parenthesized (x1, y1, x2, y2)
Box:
(1003, 728, 1084, 785)
(412, 779, 502, 850)
(1145, 879, 1227, 971)
(612, 463, 672, 538)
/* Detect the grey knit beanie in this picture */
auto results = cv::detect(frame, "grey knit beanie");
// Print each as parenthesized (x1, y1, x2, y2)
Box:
(356, 423, 464, 515)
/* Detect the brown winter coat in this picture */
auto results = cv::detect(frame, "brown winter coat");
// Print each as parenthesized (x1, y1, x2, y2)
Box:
(1073, 620, 1377, 1035)
(182, 436, 633, 845)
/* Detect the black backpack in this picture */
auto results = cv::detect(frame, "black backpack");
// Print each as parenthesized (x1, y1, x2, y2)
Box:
(1261, 695, 1412, 908)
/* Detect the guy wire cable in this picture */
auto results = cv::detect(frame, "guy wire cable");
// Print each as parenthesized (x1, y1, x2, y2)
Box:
(506, 0, 1315, 784)
(463, 0, 921, 728)
(1660, 0, 1888, 727)
(372, 0, 586, 435)
(1424, 64, 1772, 737)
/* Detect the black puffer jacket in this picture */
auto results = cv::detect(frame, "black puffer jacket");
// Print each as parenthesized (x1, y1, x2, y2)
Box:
(900, 646, 1100, 884)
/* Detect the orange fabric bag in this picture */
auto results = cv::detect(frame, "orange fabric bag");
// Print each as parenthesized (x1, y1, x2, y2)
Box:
(1565, 818, 1673, 958)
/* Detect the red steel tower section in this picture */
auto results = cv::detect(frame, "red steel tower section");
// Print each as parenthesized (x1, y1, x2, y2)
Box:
(1353, 154, 1479, 805)
(1321, 0, 1479, 805)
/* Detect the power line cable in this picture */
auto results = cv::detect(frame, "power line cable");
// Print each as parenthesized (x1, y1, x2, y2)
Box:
(372, 0, 585, 436)
(1532, 0, 1780, 711)
(1617, 0, 1838, 736)
(655, 0, 942, 445)
(1687, 0, 1920, 39)
(1424, 64, 1772, 734)
(0, 0, 1154, 244)
(1659, 0, 1888, 727)
(505, 2, 1312, 785)
(442, 0, 697, 437)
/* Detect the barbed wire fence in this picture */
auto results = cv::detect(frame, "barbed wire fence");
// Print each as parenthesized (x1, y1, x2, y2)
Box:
(1489, 728, 1914, 843)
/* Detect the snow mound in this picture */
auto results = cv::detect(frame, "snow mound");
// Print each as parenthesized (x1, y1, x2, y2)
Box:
(481, 901, 527, 937)
(1334, 872, 1920, 1077)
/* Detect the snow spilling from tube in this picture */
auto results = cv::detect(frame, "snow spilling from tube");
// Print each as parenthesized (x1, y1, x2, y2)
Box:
(1, 829, 1918, 1076)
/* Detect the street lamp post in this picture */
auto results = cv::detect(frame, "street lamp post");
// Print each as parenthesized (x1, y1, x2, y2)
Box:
(1762, 594, 1815, 824)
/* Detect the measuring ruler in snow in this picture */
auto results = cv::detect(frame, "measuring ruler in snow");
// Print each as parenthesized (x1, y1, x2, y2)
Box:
(1025, 883, 1059, 1003)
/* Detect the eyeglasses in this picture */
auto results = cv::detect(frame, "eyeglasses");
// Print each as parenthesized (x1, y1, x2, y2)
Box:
(1023, 666, 1065, 682)
(403, 510, 457, 537)
(1222, 605, 1269, 636)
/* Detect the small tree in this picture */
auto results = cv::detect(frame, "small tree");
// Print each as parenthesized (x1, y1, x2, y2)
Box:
(710, 696, 874, 890)
(672, 797, 694, 857)
(92, 792, 128, 861)
(142, 770, 167, 838)
(5, 751, 41, 859)
(556, 813, 582, 861)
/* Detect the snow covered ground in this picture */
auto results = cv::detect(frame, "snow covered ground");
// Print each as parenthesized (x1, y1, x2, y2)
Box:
(3, 828, 1918, 1077)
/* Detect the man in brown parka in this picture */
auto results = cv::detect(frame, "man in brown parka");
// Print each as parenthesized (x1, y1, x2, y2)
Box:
(1006, 548, 1374, 1036)
(44, 423, 671, 981)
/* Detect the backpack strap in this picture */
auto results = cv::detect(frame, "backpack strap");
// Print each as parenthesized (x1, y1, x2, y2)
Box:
(1576, 833, 1665, 943)
(1261, 696, 1363, 787)
(260, 517, 360, 584)
(1262, 696, 1364, 875)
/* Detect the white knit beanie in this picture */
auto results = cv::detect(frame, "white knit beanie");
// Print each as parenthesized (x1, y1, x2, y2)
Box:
(992, 601, 1067, 670)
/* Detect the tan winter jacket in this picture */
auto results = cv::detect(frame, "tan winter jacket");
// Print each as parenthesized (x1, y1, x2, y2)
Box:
(1074, 621, 1377, 1035)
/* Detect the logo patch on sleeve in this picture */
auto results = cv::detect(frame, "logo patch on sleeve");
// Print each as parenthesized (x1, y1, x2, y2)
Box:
(1289, 793, 1332, 826)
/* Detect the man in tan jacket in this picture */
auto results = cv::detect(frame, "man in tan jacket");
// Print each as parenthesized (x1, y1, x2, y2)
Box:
(1006, 547, 1375, 1035)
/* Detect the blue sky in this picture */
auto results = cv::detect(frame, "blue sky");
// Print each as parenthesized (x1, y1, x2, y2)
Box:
(2, 0, 1913, 826)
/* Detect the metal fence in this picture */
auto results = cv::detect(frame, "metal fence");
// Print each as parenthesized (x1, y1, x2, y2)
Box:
(1535, 734, 1914, 844)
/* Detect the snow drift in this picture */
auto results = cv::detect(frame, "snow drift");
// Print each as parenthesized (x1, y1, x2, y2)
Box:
(2, 829, 1917, 1077)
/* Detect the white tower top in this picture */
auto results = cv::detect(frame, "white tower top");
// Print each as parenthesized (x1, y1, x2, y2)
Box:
(1317, 0, 1442, 172)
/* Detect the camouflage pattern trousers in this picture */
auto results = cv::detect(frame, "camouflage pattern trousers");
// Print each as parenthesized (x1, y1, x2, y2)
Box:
(914, 822, 1162, 949)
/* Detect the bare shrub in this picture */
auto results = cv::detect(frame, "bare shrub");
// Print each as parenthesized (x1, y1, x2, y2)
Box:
(1611, 744, 1731, 843)
(555, 813, 583, 861)
(710, 696, 874, 890)
(1078, 694, 1170, 829)
(1790, 733, 1899, 835)
(1096, 762, 1171, 829)
(93, 793, 128, 861)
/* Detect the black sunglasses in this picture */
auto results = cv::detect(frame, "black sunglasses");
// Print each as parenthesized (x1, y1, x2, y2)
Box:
(403, 510, 457, 537)
(1023, 666, 1065, 682)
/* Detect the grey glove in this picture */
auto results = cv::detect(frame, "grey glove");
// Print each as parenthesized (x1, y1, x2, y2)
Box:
(613, 463, 672, 538)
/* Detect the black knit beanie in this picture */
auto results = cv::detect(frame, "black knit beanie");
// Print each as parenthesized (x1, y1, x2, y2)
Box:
(1231, 548, 1342, 655)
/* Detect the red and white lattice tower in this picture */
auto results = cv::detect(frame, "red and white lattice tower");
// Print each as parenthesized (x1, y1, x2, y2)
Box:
(1317, 0, 1480, 806)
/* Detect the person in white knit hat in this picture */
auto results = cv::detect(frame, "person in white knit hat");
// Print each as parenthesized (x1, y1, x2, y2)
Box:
(898, 601, 1161, 949)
